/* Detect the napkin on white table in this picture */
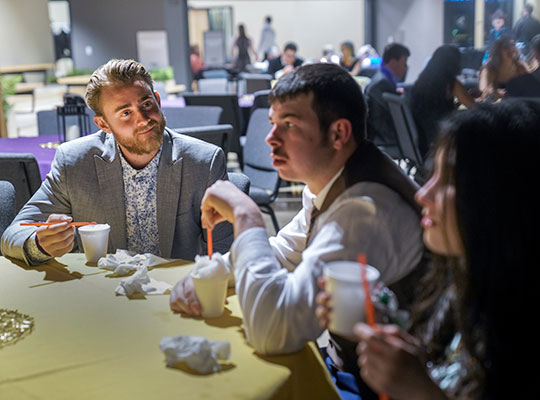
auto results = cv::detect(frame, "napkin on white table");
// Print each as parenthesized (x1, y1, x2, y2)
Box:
(159, 335, 231, 374)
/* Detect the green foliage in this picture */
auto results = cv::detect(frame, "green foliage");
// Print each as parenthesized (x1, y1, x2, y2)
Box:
(67, 68, 94, 77)
(0, 74, 22, 117)
(149, 66, 174, 82)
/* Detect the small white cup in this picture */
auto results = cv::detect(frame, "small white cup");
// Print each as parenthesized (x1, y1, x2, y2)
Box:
(78, 224, 111, 263)
(192, 276, 228, 318)
(323, 261, 380, 337)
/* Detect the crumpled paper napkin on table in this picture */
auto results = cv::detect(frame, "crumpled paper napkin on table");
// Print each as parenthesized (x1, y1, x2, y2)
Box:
(98, 249, 172, 296)
(98, 249, 169, 275)
(159, 335, 231, 374)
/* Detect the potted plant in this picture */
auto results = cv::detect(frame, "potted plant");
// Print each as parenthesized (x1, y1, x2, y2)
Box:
(0, 74, 22, 137)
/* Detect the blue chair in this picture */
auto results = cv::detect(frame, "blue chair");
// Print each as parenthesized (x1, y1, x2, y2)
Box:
(242, 108, 280, 233)
(182, 93, 245, 166)
(37, 108, 100, 138)
(162, 106, 222, 130)
(382, 93, 425, 183)
(173, 124, 232, 158)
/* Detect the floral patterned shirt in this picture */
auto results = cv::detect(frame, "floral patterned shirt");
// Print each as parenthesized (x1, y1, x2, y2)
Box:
(118, 146, 162, 255)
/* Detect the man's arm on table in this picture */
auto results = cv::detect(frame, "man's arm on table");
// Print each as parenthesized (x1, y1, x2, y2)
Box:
(0, 146, 74, 265)
(169, 191, 308, 315)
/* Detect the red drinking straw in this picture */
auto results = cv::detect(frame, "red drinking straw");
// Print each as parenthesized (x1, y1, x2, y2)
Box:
(358, 253, 389, 400)
(207, 229, 213, 259)
(20, 221, 97, 227)
(358, 253, 376, 327)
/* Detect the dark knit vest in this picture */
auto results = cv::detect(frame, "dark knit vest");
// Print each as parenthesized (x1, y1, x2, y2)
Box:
(311, 141, 425, 398)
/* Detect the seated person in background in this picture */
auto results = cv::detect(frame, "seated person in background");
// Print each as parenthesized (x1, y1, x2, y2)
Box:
(266, 42, 304, 79)
(170, 63, 424, 361)
(506, 33, 540, 97)
(364, 43, 410, 159)
(0, 59, 233, 265)
(190, 44, 204, 80)
(479, 36, 529, 101)
(339, 41, 361, 76)
(482, 9, 511, 63)
(513, 3, 540, 62)
(410, 44, 476, 157)
(318, 99, 540, 399)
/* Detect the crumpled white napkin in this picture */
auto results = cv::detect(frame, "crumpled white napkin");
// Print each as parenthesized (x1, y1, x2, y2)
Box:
(99, 250, 172, 296)
(159, 335, 231, 374)
(191, 253, 230, 280)
(98, 249, 169, 275)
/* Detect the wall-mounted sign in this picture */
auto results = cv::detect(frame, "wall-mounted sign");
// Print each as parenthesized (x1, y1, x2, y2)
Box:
(136, 30, 169, 70)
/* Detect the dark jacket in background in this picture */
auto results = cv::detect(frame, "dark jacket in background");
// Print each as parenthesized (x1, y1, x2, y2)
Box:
(266, 56, 303, 78)
(364, 70, 400, 156)
(505, 69, 540, 98)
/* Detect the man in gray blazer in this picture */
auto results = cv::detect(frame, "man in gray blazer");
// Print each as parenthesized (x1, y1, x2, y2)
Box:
(1, 59, 233, 265)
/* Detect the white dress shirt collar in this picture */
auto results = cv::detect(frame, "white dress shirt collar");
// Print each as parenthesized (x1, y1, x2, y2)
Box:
(302, 167, 345, 212)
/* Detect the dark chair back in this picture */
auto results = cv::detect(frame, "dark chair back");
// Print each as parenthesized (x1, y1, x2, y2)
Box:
(240, 73, 273, 94)
(37, 108, 100, 138)
(162, 106, 223, 130)
(182, 93, 244, 163)
(382, 93, 424, 177)
(358, 67, 378, 78)
(0, 153, 42, 212)
(242, 108, 281, 232)
(202, 69, 229, 79)
(243, 108, 276, 190)
(0, 180, 16, 245)
(173, 124, 232, 157)
(250, 89, 271, 116)
(227, 172, 250, 195)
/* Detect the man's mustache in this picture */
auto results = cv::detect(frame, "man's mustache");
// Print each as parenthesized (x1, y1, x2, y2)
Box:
(136, 121, 158, 134)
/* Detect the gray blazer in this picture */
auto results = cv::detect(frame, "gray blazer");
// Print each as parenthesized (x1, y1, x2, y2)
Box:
(1, 128, 233, 264)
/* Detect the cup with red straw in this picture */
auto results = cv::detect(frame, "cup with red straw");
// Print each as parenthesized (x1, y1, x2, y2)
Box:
(358, 253, 389, 400)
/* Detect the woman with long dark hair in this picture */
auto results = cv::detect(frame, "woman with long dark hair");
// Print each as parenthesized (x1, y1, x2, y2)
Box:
(233, 24, 256, 72)
(479, 36, 529, 101)
(355, 100, 539, 399)
(317, 100, 539, 399)
(410, 44, 476, 157)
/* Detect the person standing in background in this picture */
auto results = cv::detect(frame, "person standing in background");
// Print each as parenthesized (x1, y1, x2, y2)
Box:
(233, 24, 257, 73)
(258, 16, 276, 61)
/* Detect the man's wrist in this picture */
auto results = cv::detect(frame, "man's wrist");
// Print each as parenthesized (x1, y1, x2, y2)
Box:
(24, 233, 53, 264)
(233, 205, 265, 237)
(35, 235, 51, 257)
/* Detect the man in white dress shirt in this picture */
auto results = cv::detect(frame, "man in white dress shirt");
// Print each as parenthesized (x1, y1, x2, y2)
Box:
(170, 64, 423, 365)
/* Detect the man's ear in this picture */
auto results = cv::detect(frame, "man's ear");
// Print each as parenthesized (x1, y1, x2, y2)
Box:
(329, 118, 352, 150)
(154, 90, 161, 106)
(94, 115, 111, 133)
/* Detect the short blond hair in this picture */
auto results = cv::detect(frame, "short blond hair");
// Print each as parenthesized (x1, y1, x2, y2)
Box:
(85, 59, 154, 115)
